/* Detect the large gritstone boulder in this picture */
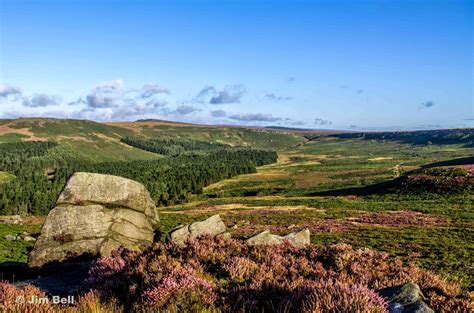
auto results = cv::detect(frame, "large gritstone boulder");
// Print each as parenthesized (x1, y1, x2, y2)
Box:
(28, 172, 159, 268)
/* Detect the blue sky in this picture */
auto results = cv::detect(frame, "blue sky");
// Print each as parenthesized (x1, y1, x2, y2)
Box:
(0, 0, 472, 130)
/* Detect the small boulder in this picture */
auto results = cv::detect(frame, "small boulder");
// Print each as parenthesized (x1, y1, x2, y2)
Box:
(23, 236, 36, 242)
(5, 235, 17, 241)
(246, 231, 283, 246)
(28, 172, 159, 268)
(169, 214, 227, 245)
(378, 282, 434, 313)
(246, 229, 310, 248)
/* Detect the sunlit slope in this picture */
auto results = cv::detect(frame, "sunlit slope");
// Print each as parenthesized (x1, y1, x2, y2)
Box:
(0, 118, 305, 161)
(0, 118, 160, 162)
(109, 120, 305, 150)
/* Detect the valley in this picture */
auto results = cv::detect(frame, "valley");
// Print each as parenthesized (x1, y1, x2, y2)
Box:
(0, 118, 473, 311)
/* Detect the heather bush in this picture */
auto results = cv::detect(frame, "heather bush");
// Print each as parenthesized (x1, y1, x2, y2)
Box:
(289, 280, 387, 312)
(2, 236, 472, 312)
(82, 236, 471, 312)
(401, 166, 473, 194)
(141, 266, 217, 312)
(0, 283, 122, 313)
(0, 281, 53, 313)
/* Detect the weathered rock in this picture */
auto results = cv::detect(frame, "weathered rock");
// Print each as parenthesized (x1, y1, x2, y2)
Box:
(246, 229, 310, 248)
(23, 236, 36, 242)
(28, 172, 159, 268)
(246, 231, 284, 246)
(284, 229, 311, 247)
(169, 214, 227, 245)
(5, 235, 17, 241)
(378, 282, 434, 313)
(56, 172, 159, 228)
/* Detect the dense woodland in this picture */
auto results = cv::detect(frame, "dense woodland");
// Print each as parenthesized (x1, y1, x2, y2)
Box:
(121, 137, 228, 156)
(0, 140, 277, 215)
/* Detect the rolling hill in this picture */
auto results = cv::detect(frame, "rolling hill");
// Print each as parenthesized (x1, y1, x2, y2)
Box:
(0, 118, 305, 162)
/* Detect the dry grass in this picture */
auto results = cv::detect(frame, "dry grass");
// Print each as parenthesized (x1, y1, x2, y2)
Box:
(0, 124, 48, 141)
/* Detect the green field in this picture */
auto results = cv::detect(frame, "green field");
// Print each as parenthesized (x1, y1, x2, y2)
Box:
(0, 171, 15, 184)
(158, 137, 474, 287)
(0, 119, 472, 289)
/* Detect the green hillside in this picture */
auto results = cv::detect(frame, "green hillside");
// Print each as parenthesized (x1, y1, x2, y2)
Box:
(0, 118, 160, 162)
(109, 120, 305, 150)
(0, 118, 304, 161)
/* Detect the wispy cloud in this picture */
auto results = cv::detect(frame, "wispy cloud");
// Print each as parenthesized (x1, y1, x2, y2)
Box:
(284, 118, 305, 126)
(210, 85, 246, 104)
(228, 113, 281, 122)
(314, 118, 332, 126)
(264, 93, 293, 102)
(83, 79, 125, 108)
(211, 110, 227, 118)
(22, 94, 61, 107)
(140, 82, 170, 99)
(0, 84, 22, 100)
(174, 105, 199, 115)
(419, 101, 435, 109)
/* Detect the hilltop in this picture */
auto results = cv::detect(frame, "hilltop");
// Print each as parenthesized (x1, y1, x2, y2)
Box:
(0, 118, 305, 161)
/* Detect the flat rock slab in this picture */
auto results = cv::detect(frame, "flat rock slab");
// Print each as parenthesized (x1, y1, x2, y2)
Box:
(169, 214, 227, 245)
(246, 229, 310, 248)
(28, 172, 159, 268)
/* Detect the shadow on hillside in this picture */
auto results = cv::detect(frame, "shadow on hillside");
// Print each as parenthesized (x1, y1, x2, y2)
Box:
(308, 156, 474, 197)
(306, 179, 399, 197)
(420, 156, 474, 169)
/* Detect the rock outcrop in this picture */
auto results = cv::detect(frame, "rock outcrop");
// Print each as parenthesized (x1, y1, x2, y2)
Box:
(246, 229, 310, 248)
(169, 214, 228, 245)
(28, 172, 159, 268)
(378, 282, 434, 313)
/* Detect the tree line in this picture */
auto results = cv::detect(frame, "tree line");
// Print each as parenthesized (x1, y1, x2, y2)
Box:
(0, 140, 277, 215)
(121, 137, 229, 156)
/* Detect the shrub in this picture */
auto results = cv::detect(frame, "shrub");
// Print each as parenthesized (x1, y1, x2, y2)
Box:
(290, 280, 387, 312)
(0, 281, 53, 313)
(2, 237, 472, 312)
(83, 236, 471, 312)
(401, 166, 473, 194)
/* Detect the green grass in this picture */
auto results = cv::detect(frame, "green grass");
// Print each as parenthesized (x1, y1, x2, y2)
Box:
(0, 133, 29, 143)
(0, 124, 472, 289)
(311, 226, 474, 286)
(0, 224, 40, 263)
(192, 137, 474, 287)
(131, 124, 305, 150)
(0, 172, 16, 184)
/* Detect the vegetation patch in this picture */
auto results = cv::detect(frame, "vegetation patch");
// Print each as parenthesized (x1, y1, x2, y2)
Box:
(3, 236, 471, 312)
(399, 166, 473, 195)
(352, 211, 450, 228)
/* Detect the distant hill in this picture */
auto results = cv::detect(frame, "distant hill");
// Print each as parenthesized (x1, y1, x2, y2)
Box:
(328, 128, 474, 147)
(108, 120, 305, 150)
(0, 118, 305, 161)
(265, 126, 346, 134)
